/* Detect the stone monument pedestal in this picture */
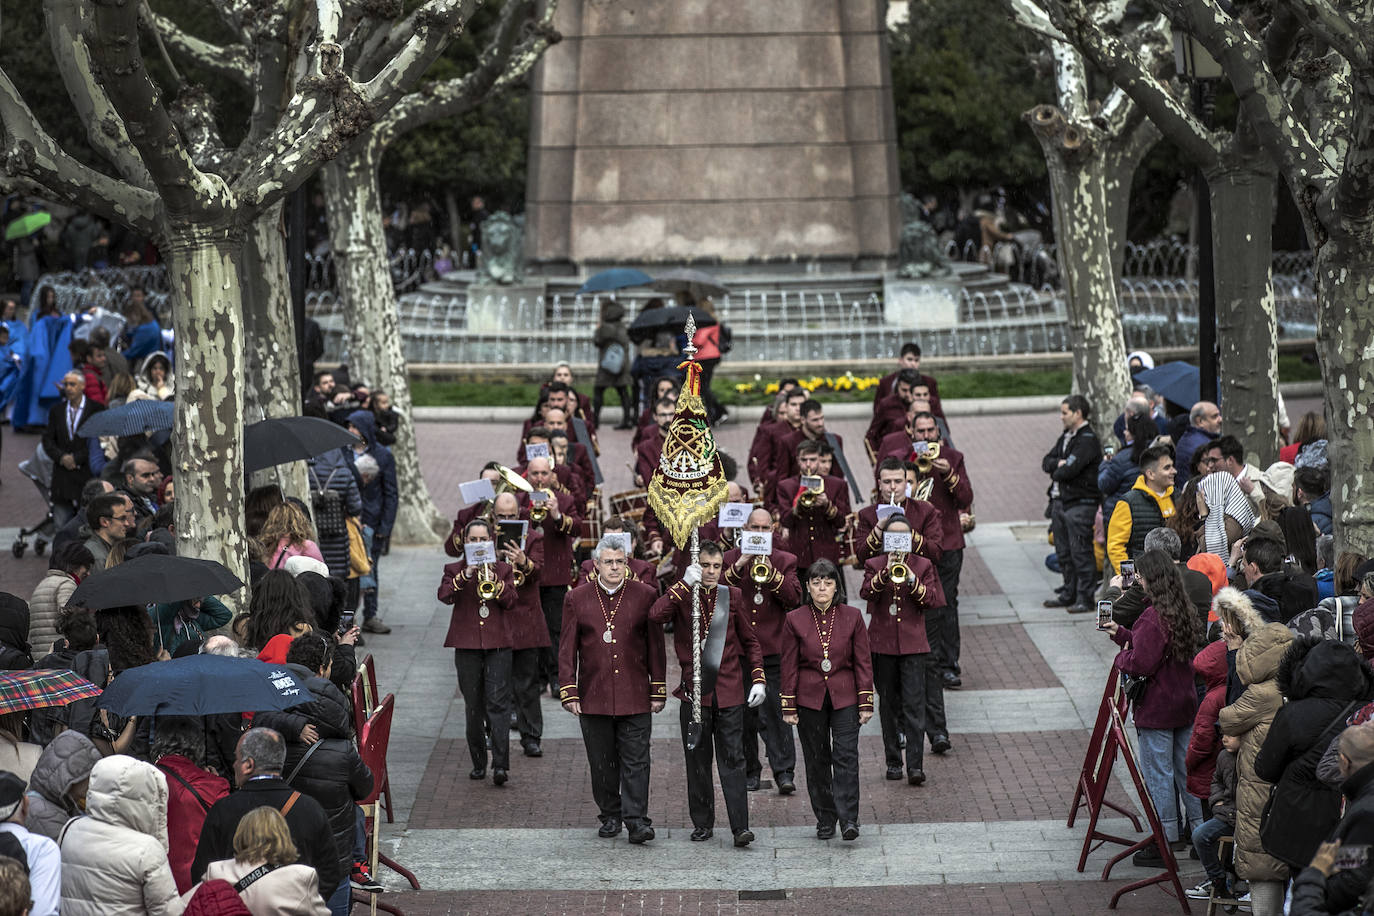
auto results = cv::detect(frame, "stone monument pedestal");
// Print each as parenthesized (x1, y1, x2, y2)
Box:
(465, 281, 548, 331)
(883, 276, 962, 329)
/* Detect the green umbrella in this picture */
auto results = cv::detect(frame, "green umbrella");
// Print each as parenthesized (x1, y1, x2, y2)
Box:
(4, 211, 51, 241)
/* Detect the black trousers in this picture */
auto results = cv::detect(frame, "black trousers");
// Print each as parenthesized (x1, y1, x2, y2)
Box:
(744, 654, 795, 780)
(933, 548, 964, 675)
(1050, 499, 1097, 603)
(578, 712, 652, 828)
(796, 696, 861, 828)
(511, 647, 543, 741)
(678, 700, 749, 833)
(454, 648, 513, 770)
(873, 652, 930, 772)
(538, 585, 568, 688)
(592, 385, 634, 426)
(697, 357, 724, 422)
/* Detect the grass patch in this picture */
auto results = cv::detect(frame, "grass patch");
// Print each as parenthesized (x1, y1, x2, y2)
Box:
(1278, 353, 1321, 382)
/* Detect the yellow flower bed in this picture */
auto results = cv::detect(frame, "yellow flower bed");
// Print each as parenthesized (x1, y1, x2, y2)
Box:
(733, 372, 881, 396)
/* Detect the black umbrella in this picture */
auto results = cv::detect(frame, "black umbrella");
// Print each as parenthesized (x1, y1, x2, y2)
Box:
(651, 268, 730, 300)
(245, 416, 361, 473)
(69, 554, 244, 609)
(97, 654, 316, 717)
(627, 305, 717, 345)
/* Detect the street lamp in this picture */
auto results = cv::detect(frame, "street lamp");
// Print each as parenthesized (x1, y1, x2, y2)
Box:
(1173, 27, 1224, 406)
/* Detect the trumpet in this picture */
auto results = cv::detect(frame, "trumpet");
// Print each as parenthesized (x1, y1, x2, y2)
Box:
(476, 563, 499, 600)
(889, 552, 910, 585)
(798, 480, 824, 508)
(914, 440, 941, 475)
(529, 489, 554, 523)
(750, 557, 772, 584)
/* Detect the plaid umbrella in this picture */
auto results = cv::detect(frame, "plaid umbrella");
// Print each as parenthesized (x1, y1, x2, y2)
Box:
(0, 669, 102, 714)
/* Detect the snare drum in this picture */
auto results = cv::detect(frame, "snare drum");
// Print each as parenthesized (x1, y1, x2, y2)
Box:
(609, 489, 648, 517)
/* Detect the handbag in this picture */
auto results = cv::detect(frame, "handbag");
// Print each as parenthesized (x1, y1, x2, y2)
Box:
(345, 516, 371, 579)
(309, 466, 346, 539)
(1259, 699, 1362, 868)
(1121, 672, 1149, 705)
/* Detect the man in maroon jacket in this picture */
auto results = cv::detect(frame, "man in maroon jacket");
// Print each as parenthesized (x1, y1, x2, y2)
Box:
(772, 399, 845, 483)
(859, 515, 949, 784)
(722, 507, 802, 794)
(559, 537, 666, 844)
(751, 387, 807, 504)
(872, 342, 945, 419)
(650, 542, 767, 847)
(854, 457, 945, 568)
(777, 440, 851, 571)
(438, 519, 517, 785)
(910, 411, 975, 688)
(492, 492, 549, 757)
(865, 368, 919, 461)
(633, 398, 677, 488)
(524, 456, 583, 696)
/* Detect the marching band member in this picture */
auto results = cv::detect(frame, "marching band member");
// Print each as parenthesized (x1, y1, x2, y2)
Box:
(522, 456, 583, 696)
(577, 516, 658, 587)
(865, 368, 920, 461)
(777, 440, 850, 572)
(491, 491, 549, 758)
(781, 560, 874, 841)
(438, 519, 517, 785)
(633, 398, 677, 488)
(445, 463, 502, 557)
(559, 537, 666, 844)
(854, 457, 945, 567)
(772, 399, 845, 482)
(751, 387, 807, 504)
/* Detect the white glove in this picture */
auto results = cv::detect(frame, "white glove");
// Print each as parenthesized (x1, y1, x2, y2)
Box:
(683, 563, 702, 588)
(747, 684, 767, 708)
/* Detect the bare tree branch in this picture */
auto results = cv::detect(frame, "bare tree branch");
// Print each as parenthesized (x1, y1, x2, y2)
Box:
(168, 85, 236, 175)
(1274, 0, 1370, 71)
(1007, 0, 1068, 41)
(142, 7, 252, 87)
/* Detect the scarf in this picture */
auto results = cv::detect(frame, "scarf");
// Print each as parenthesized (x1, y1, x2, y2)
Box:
(1199, 472, 1256, 559)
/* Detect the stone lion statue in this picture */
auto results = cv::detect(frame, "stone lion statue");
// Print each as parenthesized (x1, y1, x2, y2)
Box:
(477, 211, 525, 285)
(897, 218, 952, 279)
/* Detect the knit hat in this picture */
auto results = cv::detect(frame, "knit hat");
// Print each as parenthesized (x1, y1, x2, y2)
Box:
(1188, 552, 1228, 599)
(0, 771, 25, 822)
(283, 556, 329, 578)
(255, 633, 295, 665)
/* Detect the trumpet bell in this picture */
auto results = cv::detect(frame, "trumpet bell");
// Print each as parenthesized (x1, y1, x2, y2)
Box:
(889, 561, 910, 584)
(477, 578, 498, 600)
(750, 559, 771, 584)
(496, 465, 535, 495)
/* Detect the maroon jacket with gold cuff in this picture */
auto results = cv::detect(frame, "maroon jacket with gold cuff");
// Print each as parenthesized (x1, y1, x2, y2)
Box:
(780, 604, 874, 714)
(507, 530, 550, 650)
(722, 546, 802, 657)
(558, 580, 666, 716)
(854, 498, 944, 566)
(859, 554, 946, 656)
(650, 581, 764, 708)
(520, 490, 581, 587)
(438, 559, 516, 650)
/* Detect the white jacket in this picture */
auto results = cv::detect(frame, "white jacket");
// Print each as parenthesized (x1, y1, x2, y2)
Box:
(201, 859, 329, 916)
(59, 755, 185, 916)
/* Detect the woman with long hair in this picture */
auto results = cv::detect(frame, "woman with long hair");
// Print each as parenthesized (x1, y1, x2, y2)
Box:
(1167, 476, 1203, 559)
(780, 559, 872, 841)
(1279, 504, 1319, 575)
(239, 570, 318, 651)
(259, 501, 324, 569)
(1103, 548, 1203, 866)
(1281, 411, 1326, 465)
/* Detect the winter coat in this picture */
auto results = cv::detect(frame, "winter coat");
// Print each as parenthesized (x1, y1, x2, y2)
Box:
(1217, 622, 1293, 881)
(1174, 425, 1218, 487)
(1254, 637, 1374, 869)
(1250, 569, 1320, 626)
(256, 665, 371, 871)
(136, 351, 174, 401)
(1208, 748, 1238, 826)
(180, 880, 250, 916)
(594, 302, 633, 387)
(1105, 476, 1175, 572)
(307, 449, 362, 579)
(0, 592, 33, 670)
(199, 859, 329, 916)
(0, 738, 43, 786)
(345, 411, 398, 537)
(1110, 605, 1198, 730)
(59, 754, 186, 916)
(1289, 760, 1374, 915)
(1186, 639, 1230, 799)
(123, 320, 163, 362)
(1042, 422, 1102, 506)
(150, 598, 233, 657)
(1289, 594, 1360, 648)
(1097, 447, 1141, 526)
(25, 729, 102, 841)
(1309, 494, 1334, 536)
(156, 755, 230, 894)
(27, 570, 77, 659)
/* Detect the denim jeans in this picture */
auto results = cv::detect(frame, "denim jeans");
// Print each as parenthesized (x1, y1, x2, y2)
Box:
(1191, 816, 1230, 884)
(328, 878, 351, 916)
(1135, 725, 1203, 842)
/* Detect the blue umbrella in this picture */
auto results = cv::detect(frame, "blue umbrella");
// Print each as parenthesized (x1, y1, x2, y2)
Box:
(576, 268, 654, 295)
(77, 399, 173, 438)
(1134, 361, 1216, 410)
(96, 654, 316, 717)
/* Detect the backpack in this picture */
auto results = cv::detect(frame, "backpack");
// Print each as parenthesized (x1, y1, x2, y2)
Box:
(718, 323, 733, 355)
(599, 342, 626, 376)
(183, 879, 252, 916)
(308, 465, 345, 539)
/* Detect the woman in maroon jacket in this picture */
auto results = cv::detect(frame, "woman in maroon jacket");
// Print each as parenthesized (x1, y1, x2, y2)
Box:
(781, 559, 875, 841)
(1103, 548, 1203, 866)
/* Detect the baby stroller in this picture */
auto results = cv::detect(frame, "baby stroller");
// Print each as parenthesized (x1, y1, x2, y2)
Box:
(12, 441, 54, 558)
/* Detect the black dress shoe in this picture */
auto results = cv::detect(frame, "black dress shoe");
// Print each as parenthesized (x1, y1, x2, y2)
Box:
(733, 829, 754, 847)
(492, 768, 508, 786)
(931, 735, 952, 755)
(745, 775, 761, 792)
(885, 765, 904, 780)
(690, 827, 714, 841)
(907, 769, 926, 786)
(1043, 596, 1074, 608)
(522, 740, 543, 758)
(816, 824, 836, 840)
(776, 775, 796, 795)
(598, 819, 623, 838)
(627, 825, 655, 844)
(841, 822, 860, 841)
(468, 768, 486, 780)
(942, 672, 962, 689)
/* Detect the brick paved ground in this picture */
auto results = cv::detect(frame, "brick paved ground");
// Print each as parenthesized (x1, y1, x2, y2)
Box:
(956, 623, 1060, 691)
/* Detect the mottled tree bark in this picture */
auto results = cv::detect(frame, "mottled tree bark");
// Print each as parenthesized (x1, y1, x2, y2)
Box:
(1211, 167, 1280, 467)
(322, 138, 445, 544)
(1027, 105, 1134, 428)
(242, 202, 309, 501)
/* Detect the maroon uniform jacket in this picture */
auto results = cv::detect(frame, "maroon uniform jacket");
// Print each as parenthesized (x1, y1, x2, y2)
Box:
(859, 554, 946, 656)
(750, 419, 801, 499)
(781, 604, 875, 714)
(721, 547, 802, 657)
(854, 498, 944, 566)
(508, 530, 550, 650)
(520, 490, 581, 587)
(445, 502, 490, 558)
(874, 429, 915, 472)
(772, 429, 846, 483)
(438, 559, 516, 650)
(865, 393, 909, 457)
(650, 581, 765, 708)
(577, 556, 659, 588)
(634, 426, 665, 487)
(641, 507, 722, 577)
(912, 444, 973, 552)
(873, 370, 945, 418)
(558, 580, 667, 716)
(514, 460, 585, 507)
(776, 475, 850, 568)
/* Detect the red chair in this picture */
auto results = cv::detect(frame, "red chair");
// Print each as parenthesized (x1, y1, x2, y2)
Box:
(355, 655, 394, 823)
(352, 694, 419, 915)
(350, 674, 367, 740)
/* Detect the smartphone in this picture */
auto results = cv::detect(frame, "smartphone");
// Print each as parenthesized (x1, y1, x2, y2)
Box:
(1119, 560, 1135, 585)
(1096, 600, 1113, 630)
(338, 611, 355, 635)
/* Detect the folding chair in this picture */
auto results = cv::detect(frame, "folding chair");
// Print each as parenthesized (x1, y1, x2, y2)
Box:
(354, 654, 393, 822)
(352, 694, 419, 915)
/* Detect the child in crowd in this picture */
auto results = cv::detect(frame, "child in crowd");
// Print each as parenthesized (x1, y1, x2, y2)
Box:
(1187, 733, 1244, 902)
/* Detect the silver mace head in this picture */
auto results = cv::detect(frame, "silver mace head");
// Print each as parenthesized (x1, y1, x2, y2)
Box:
(682, 313, 698, 360)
